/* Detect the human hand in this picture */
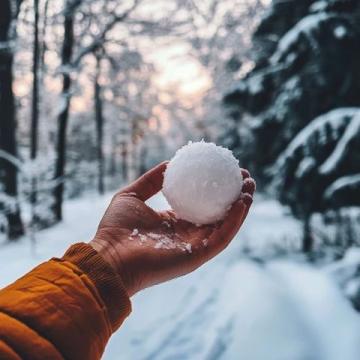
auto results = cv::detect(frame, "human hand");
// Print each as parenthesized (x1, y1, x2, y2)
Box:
(90, 162, 255, 296)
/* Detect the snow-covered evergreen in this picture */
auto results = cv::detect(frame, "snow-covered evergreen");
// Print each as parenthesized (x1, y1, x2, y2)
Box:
(224, 0, 360, 251)
(273, 108, 360, 217)
(225, 0, 360, 172)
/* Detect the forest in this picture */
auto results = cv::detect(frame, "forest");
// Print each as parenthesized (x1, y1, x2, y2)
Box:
(1, 0, 360, 359)
(0, 0, 265, 241)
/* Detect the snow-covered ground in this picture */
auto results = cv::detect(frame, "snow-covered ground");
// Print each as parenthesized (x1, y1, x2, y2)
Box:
(1, 193, 360, 359)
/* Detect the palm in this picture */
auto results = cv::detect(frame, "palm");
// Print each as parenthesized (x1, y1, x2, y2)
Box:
(92, 162, 255, 296)
(132, 206, 215, 254)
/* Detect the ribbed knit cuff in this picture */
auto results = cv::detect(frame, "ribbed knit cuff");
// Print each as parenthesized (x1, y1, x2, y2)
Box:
(60, 243, 131, 331)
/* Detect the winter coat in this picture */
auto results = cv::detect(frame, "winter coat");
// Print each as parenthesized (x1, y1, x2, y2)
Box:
(0, 243, 131, 360)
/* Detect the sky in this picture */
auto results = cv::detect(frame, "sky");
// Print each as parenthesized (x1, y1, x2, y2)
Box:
(13, 0, 271, 137)
(148, 40, 212, 99)
(142, 0, 271, 100)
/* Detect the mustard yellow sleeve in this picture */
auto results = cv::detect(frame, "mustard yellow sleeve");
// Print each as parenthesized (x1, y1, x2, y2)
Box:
(0, 243, 131, 360)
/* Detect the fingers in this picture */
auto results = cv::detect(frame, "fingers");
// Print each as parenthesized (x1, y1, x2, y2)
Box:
(242, 177, 256, 197)
(119, 161, 169, 201)
(240, 168, 250, 180)
(218, 174, 255, 239)
(200, 171, 255, 260)
(207, 200, 248, 254)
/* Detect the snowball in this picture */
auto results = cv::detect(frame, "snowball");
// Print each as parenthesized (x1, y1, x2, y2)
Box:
(162, 141, 243, 225)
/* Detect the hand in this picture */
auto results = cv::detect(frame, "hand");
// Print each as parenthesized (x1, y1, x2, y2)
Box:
(90, 162, 255, 296)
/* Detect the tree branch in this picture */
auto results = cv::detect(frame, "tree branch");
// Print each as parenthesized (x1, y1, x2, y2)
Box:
(70, 0, 140, 68)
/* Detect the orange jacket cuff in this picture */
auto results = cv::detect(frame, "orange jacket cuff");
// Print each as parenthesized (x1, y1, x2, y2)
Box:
(61, 242, 131, 331)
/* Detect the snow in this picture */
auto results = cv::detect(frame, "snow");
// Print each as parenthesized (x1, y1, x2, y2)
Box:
(0, 193, 111, 282)
(184, 243, 192, 253)
(271, 13, 332, 63)
(215, 260, 360, 360)
(130, 227, 194, 253)
(248, 74, 264, 95)
(268, 262, 360, 360)
(320, 113, 360, 175)
(295, 157, 316, 178)
(162, 141, 243, 225)
(326, 247, 360, 287)
(310, 1, 328, 13)
(0, 149, 23, 171)
(326, 248, 360, 305)
(56, 93, 70, 116)
(130, 228, 139, 236)
(276, 108, 360, 169)
(334, 26, 347, 39)
(324, 174, 360, 200)
(147, 232, 162, 240)
(1, 193, 360, 359)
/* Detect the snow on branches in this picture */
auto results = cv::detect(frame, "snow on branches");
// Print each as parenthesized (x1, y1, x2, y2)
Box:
(273, 108, 360, 214)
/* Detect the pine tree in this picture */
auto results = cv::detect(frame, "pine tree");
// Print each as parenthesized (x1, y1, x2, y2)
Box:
(272, 108, 360, 250)
(225, 0, 360, 182)
(224, 0, 360, 251)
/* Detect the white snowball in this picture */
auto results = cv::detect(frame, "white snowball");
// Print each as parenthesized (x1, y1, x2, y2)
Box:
(162, 141, 243, 225)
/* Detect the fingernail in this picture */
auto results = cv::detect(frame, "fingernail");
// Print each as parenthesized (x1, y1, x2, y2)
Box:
(242, 193, 253, 206)
(240, 168, 250, 179)
(242, 178, 256, 195)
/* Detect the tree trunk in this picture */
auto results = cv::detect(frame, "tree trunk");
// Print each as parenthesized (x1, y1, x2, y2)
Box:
(109, 135, 117, 178)
(40, 0, 50, 72)
(120, 142, 128, 182)
(94, 56, 105, 194)
(138, 144, 147, 176)
(31, 0, 40, 161)
(0, 0, 24, 240)
(30, 0, 40, 227)
(302, 214, 313, 253)
(52, 3, 76, 221)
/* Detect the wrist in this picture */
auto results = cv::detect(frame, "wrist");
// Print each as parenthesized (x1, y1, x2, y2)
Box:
(89, 236, 137, 297)
(90, 238, 119, 274)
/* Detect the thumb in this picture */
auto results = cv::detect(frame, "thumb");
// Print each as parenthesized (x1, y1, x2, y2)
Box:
(119, 161, 169, 201)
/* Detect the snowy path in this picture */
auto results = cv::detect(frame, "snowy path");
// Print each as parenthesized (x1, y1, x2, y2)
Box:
(1, 193, 360, 359)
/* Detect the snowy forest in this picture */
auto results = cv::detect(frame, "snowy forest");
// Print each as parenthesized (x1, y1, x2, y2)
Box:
(1, 0, 360, 359)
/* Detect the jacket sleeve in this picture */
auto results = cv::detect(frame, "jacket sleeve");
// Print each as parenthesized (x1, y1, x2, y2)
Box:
(0, 243, 131, 360)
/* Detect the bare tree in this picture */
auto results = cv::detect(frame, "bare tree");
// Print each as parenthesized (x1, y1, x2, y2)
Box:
(0, 0, 24, 240)
(52, 0, 81, 221)
(30, 0, 40, 231)
(31, 0, 40, 162)
(185, 0, 266, 142)
(52, 0, 140, 220)
(94, 53, 105, 194)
